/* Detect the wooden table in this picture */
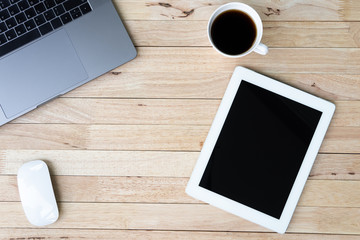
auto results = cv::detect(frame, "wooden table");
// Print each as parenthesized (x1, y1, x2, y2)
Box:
(1, 0, 360, 239)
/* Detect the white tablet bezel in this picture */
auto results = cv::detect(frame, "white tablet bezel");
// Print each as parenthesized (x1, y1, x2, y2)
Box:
(186, 66, 335, 234)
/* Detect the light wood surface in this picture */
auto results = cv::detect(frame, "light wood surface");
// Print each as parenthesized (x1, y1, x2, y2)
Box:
(1, 0, 359, 239)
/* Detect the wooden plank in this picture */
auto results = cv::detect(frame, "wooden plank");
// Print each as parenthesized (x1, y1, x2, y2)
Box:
(272, 73, 360, 101)
(333, 101, 360, 127)
(288, 207, 360, 234)
(262, 22, 360, 48)
(1, 151, 359, 180)
(0, 150, 198, 177)
(11, 99, 360, 127)
(1, 175, 359, 207)
(1, 229, 359, 240)
(1, 202, 359, 234)
(128, 21, 360, 48)
(311, 154, 360, 180)
(0, 175, 192, 204)
(114, 0, 360, 21)
(0, 151, 358, 180)
(63, 72, 360, 101)
(0, 124, 358, 153)
(64, 71, 233, 99)
(116, 47, 360, 74)
(128, 20, 207, 47)
(299, 180, 360, 207)
(320, 126, 360, 153)
(12, 99, 220, 125)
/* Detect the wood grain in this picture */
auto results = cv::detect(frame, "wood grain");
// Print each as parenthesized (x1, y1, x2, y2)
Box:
(1, 202, 359, 234)
(310, 154, 360, 180)
(0, 150, 198, 177)
(262, 22, 360, 48)
(61, 72, 360, 101)
(12, 98, 221, 125)
(1, 151, 359, 179)
(128, 21, 360, 48)
(10, 99, 360, 127)
(0, 124, 359, 153)
(1, 175, 359, 208)
(114, 0, 360, 21)
(116, 47, 360, 74)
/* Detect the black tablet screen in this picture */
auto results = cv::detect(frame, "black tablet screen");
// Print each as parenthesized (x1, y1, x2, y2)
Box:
(199, 80, 322, 219)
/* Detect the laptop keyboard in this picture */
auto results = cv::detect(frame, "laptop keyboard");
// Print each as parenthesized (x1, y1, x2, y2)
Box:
(0, 0, 92, 58)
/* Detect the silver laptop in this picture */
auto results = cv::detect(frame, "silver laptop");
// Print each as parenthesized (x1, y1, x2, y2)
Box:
(0, 0, 136, 126)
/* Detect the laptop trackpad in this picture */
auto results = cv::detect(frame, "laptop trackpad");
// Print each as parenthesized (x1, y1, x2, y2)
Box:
(0, 29, 88, 118)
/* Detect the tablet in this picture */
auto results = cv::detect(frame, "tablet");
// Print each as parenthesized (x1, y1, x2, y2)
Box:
(186, 67, 335, 233)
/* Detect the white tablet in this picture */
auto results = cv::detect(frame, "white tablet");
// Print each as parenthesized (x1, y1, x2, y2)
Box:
(186, 67, 335, 233)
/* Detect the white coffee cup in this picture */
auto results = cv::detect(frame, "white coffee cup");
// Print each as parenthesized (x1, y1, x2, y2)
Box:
(208, 2, 268, 57)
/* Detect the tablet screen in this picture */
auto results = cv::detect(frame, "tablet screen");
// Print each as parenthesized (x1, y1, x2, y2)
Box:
(199, 80, 322, 219)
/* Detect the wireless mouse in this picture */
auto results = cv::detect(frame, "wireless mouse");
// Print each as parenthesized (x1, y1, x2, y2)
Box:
(17, 160, 59, 226)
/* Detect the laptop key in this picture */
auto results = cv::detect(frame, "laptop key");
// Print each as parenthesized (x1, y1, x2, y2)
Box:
(50, 16, 62, 29)
(5, 28, 17, 40)
(0, 9, 10, 20)
(79, 2, 91, 14)
(0, 9, 10, 21)
(8, 4, 20, 15)
(0, 28, 40, 57)
(0, 33, 7, 45)
(25, 7, 36, 18)
(18, 0, 30, 10)
(15, 23, 26, 35)
(70, 7, 81, 19)
(0, 22, 7, 33)
(38, 22, 52, 35)
(34, 2, 45, 14)
(15, 12, 27, 24)
(53, 4, 64, 16)
(5, 16, 16, 28)
(43, 8, 55, 20)
(44, 0, 55, 9)
(0, 0, 11, 9)
(34, 14, 45, 25)
(24, 18, 35, 30)
(60, 12, 71, 24)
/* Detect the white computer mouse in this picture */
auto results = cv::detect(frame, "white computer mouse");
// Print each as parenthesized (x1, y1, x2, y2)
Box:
(17, 160, 59, 226)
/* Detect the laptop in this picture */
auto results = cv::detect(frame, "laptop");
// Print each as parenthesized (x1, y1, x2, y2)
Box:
(0, 0, 137, 126)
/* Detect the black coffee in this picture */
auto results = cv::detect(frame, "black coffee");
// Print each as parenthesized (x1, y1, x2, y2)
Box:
(211, 10, 257, 55)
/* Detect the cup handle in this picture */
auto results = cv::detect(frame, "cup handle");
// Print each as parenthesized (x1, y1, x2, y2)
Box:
(254, 43, 268, 55)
